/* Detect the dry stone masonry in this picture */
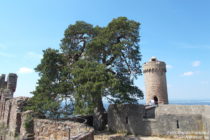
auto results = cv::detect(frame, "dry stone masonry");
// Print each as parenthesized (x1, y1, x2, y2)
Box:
(34, 119, 94, 140)
(0, 73, 94, 140)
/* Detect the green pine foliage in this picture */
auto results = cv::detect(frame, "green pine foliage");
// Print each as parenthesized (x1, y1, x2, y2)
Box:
(26, 17, 143, 118)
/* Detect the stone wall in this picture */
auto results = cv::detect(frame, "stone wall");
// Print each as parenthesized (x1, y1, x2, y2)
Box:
(0, 97, 29, 136)
(108, 104, 210, 140)
(153, 105, 206, 138)
(108, 104, 145, 135)
(20, 110, 34, 139)
(204, 106, 210, 140)
(0, 73, 95, 140)
(33, 119, 94, 140)
(0, 96, 94, 140)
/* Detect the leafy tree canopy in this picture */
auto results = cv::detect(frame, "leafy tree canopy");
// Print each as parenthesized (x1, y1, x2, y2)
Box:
(26, 17, 143, 120)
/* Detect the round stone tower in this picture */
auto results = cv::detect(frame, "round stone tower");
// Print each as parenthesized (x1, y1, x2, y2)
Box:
(143, 57, 168, 105)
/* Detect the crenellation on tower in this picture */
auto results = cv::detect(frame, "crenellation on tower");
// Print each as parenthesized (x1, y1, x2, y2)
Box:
(7, 73, 18, 92)
(0, 73, 17, 101)
(143, 58, 167, 73)
(143, 57, 168, 105)
(0, 74, 6, 89)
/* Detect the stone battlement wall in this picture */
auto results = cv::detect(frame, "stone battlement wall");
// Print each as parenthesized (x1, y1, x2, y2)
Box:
(0, 96, 29, 136)
(0, 73, 17, 102)
(108, 104, 210, 140)
(0, 73, 94, 140)
(0, 96, 94, 140)
(0, 73, 17, 93)
(143, 60, 166, 73)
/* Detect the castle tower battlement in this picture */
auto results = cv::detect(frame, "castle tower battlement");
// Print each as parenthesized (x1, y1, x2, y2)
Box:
(0, 73, 17, 101)
(143, 57, 168, 104)
(6, 73, 18, 92)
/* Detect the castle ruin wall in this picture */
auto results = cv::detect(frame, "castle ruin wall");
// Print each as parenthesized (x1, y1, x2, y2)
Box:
(108, 104, 210, 140)
(0, 74, 94, 140)
(33, 119, 94, 140)
(0, 96, 94, 140)
(108, 104, 146, 135)
(0, 96, 29, 136)
(204, 106, 210, 140)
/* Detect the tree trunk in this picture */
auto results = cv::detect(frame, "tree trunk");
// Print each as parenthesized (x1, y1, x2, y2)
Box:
(93, 96, 107, 131)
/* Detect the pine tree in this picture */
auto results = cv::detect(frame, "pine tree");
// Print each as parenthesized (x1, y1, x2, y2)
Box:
(26, 17, 143, 130)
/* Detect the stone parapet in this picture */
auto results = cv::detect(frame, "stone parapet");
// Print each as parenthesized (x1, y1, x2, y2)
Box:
(0, 96, 95, 140)
(34, 119, 94, 140)
(143, 62, 166, 73)
(108, 104, 210, 140)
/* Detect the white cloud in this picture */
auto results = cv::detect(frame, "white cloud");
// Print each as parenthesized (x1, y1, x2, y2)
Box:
(192, 61, 201, 67)
(18, 67, 34, 74)
(166, 65, 173, 69)
(26, 52, 42, 59)
(183, 71, 194, 76)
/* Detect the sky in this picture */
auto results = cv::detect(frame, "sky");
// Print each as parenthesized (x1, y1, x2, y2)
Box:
(0, 0, 209, 101)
